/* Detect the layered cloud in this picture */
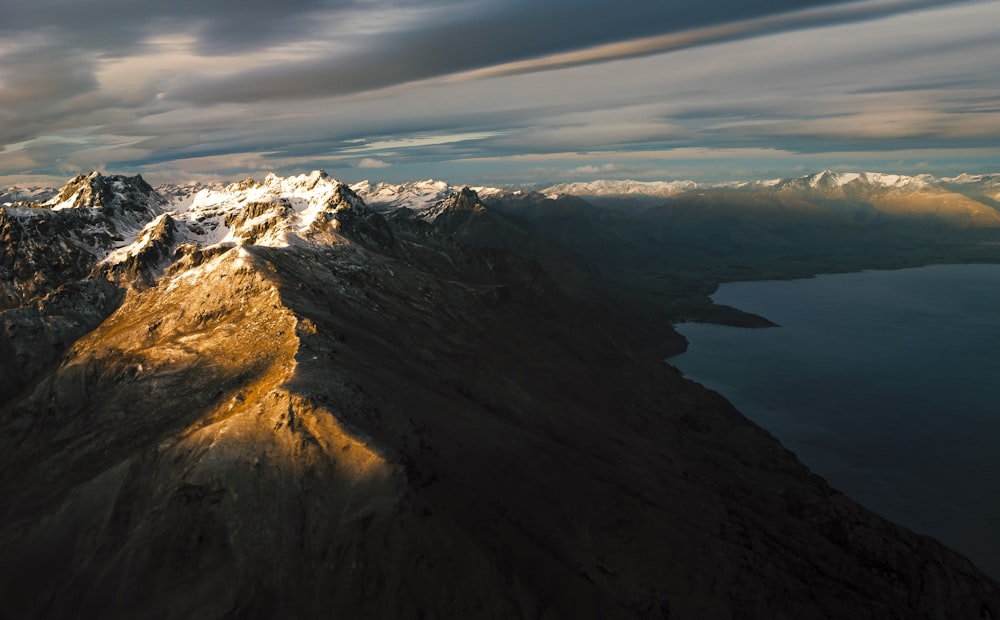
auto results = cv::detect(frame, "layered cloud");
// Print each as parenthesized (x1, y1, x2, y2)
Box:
(1, 0, 997, 185)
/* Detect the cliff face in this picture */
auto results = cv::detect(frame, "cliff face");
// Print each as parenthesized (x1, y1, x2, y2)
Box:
(0, 173, 997, 619)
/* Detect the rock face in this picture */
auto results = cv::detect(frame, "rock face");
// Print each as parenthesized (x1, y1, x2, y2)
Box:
(1, 171, 998, 619)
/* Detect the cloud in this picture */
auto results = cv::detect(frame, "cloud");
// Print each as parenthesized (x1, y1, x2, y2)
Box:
(0, 41, 101, 145)
(441, 0, 974, 82)
(1, 0, 998, 186)
(168, 0, 978, 105)
(357, 157, 390, 169)
(0, 0, 376, 55)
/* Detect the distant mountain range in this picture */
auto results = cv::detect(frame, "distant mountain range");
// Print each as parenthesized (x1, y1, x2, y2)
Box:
(345, 170, 1000, 334)
(344, 170, 1000, 229)
(7, 167, 1000, 340)
(7, 168, 1000, 215)
(540, 170, 1000, 199)
(6, 168, 1000, 330)
(2, 170, 998, 618)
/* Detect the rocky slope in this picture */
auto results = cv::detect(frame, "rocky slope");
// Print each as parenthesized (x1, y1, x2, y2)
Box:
(1, 171, 998, 618)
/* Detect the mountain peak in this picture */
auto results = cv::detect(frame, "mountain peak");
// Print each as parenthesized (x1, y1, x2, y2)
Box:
(791, 170, 930, 191)
(41, 172, 161, 221)
(807, 169, 838, 187)
(455, 185, 481, 202)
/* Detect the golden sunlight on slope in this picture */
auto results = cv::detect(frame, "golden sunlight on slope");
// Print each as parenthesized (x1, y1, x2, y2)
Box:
(871, 189, 1000, 227)
(78, 243, 394, 478)
(0, 243, 403, 616)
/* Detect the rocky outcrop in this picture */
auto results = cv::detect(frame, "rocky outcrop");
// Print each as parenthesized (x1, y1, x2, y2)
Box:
(99, 214, 180, 288)
(308, 184, 397, 251)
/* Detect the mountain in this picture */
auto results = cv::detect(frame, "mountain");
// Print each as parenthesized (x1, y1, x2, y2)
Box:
(461, 171, 1000, 333)
(346, 170, 1000, 343)
(39, 171, 165, 225)
(539, 171, 1000, 224)
(543, 179, 699, 211)
(938, 173, 1000, 210)
(352, 179, 457, 214)
(637, 170, 1000, 279)
(3, 170, 998, 618)
(348, 180, 605, 308)
(755, 170, 1000, 227)
(544, 179, 700, 197)
(779, 170, 933, 190)
(0, 185, 58, 207)
(0, 172, 166, 403)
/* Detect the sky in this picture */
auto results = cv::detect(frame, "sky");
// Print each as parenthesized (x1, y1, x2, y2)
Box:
(1, 0, 998, 187)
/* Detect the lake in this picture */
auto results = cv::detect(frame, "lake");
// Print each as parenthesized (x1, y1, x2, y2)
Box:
(670, 263, 1000, 578)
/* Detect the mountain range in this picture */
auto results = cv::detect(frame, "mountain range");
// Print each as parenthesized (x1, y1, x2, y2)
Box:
(1, 170, 998, 618)
(349, 170, 1000, 346)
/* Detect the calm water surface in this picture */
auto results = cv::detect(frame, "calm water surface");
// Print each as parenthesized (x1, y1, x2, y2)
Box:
(671, 264, 1000, 578)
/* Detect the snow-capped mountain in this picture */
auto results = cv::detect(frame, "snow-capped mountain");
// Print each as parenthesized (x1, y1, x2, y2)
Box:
(100, 170, 396, 288)
(536, 170, 1000, 200)
(0, 168, 408, 408)
(0, 185, 58, 207)
(0, 169, 400, 311)
(351, 179, 515, 217)
(5, 165, 999, 304)
(531, 170, 1000, 226)
(1, 172, 163, 293)
(937, 173, 1000, 203)
(159, 170, 367, 247)
(772, 170, 933, 191)
(351, 179, 454, 212)
(542, 179, 699, 199)
(42, 171, 164, 216)
(0, 172, 166, 305)
(154, 180, 225, 203)
(939, 172, 1000, 185)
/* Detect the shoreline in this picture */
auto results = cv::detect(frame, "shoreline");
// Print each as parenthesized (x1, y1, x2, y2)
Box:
(670, 256, 1000, 333)
(669, 262, 1000, 579)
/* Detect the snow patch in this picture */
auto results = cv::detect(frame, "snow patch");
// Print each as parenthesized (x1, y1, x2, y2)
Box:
(49, 190, 82, 211)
